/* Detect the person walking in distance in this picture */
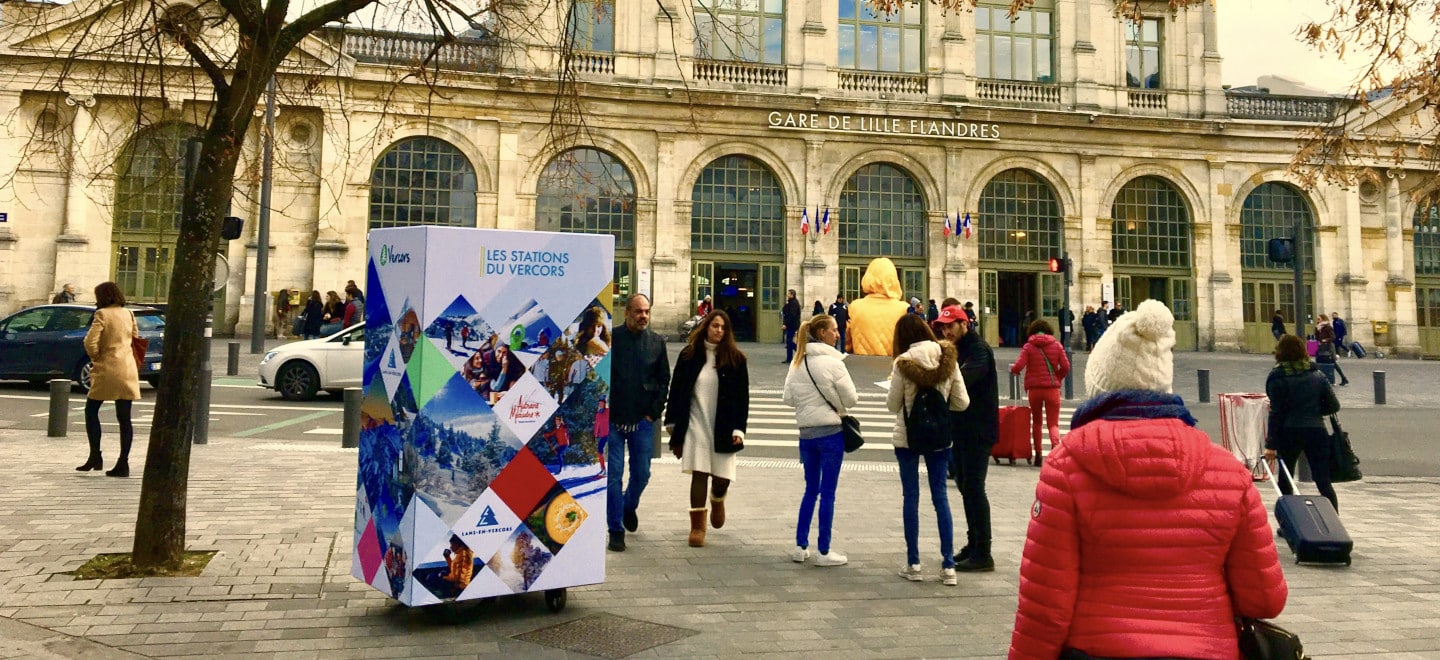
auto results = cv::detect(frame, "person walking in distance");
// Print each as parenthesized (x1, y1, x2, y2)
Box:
(76, 282, 142, 477)
(1010, 319, 1070, 466)
(783, 314, 858, 566)
(1315, 314, 1350, 386)
(665, 310, 749, 547)
(1265, 334, 1343, 513)
(782, 289, 801, 363)
(887, 314, 969, 586)
(1010, 300, 1287, 659)
(1271, 308, 1286, 342)
(274, 288, 292, 339)
(1081, 305, 1101, 351)
(606, 294, 671, 552)
(932, 305, 999, 573)
(827, 295, 849, 354)
(52, 283, 77, 303)
(1331, 311, 1350, 356)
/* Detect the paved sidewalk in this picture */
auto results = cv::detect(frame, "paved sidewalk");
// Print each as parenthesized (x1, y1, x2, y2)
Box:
(3, 427, 1440, 658)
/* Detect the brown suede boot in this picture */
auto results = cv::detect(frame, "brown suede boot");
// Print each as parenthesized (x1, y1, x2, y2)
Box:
(710, 496, 726, 529)
(688, 508, 707, 547)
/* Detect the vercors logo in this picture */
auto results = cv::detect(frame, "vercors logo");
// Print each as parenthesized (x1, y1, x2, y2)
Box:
(378, 244, 411, 266)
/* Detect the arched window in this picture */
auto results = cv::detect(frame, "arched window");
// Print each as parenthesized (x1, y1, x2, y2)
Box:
(536, 148, 635, 247)
(1415, 197, 1440, 278)
(368, 137, 478, 230)
(1111, 176, 1191, 269)
(839, 163, 926, 258)
(1240, 182, 1314, 271)
(977, 168, 1062, 263)
(112, 122, 203, 302)
(690, 155, 785, 254)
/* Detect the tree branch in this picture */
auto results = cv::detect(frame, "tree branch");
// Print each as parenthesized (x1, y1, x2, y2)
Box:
(275, 0, 379, 57)
(216, 0, 261, 34)
(180, 36, 231, 94)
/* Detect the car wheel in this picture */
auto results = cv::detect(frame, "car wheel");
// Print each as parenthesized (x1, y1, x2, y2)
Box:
(74, 360, 93, 392)
(276, 361, 320, 401)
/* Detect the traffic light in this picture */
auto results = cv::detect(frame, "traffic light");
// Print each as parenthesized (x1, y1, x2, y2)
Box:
(1267, 237, 1294, 264)
(1048, 256, 1067, 273)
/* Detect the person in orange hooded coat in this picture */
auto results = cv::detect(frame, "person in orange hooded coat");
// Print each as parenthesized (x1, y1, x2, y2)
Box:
(844, 257, 910, 356)
(1009, 300, 1287, 659)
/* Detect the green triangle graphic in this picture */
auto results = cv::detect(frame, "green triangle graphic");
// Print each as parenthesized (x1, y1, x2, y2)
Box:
(407, 337, 457, 409)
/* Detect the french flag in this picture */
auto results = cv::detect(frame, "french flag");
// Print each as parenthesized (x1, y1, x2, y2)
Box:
(800, 207, 810, 235)
(961, 212, 974, 239)
(821, 207, 831, 234)
(942, 213, 952, 237)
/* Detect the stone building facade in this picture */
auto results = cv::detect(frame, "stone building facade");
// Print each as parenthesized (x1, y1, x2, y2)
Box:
(0, 0, 1436, 355)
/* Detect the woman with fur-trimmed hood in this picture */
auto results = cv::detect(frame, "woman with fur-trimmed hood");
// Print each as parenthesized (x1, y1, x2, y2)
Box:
(885, 314, 969, 586)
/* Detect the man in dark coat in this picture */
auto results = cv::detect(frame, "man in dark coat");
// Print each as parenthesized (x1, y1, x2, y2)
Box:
(606, 294, 671, 552)
(782, 289, 801, 363)
(827, 295, 849, 354)
(933, 305, 999, 573)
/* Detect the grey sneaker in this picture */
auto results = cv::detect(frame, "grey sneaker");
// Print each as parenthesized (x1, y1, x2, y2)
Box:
(813, 551, 847, 567)
(897, 563, 923, 581)
(942, 567, 958, 586)
(791, 546, 810, 563)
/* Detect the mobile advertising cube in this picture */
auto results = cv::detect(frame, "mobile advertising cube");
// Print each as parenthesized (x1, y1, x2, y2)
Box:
(352, 226, 614, 606)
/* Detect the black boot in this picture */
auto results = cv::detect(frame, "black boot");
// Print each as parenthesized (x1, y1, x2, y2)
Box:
(955, 541, 994, 572)
(953, 544, 972, 565)
(75, 452, 103, 472)
(105, 459, 129, 478)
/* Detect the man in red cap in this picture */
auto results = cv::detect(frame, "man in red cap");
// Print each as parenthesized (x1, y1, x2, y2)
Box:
(932, 304, 999, 573)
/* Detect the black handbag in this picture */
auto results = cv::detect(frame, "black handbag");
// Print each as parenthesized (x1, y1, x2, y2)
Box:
(1237, 617, 1305, 660)
(1328, 414, 1362, 483)
(803, 355, 864, 453)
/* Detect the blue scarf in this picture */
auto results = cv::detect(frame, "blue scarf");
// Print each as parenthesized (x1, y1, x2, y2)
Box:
(1070, 389, 1198, 431)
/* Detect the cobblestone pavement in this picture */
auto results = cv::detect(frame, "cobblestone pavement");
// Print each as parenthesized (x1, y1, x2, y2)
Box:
(3, 424, 1440, 659)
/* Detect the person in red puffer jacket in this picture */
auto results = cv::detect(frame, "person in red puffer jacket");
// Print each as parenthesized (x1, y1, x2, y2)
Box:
(1009, 300, 1287, 660)
(1010, 320, 1070, 465)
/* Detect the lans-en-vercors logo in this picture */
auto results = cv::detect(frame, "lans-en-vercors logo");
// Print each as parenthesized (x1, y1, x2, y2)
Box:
(378, 244, 411, 267)
(461, 505, 514, 539)
(380, 344, 405, 381)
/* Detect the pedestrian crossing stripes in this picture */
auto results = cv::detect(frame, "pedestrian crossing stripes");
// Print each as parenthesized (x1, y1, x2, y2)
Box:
(744, 390, 1077, 456)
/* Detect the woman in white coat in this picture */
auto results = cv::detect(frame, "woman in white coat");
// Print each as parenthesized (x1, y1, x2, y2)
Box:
(783, 314, 860, 566)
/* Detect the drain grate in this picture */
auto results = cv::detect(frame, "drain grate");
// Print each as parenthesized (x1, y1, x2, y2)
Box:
(514, 613, 697, 658)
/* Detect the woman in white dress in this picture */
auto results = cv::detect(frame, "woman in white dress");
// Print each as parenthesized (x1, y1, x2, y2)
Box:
(664, 310, 750, 547)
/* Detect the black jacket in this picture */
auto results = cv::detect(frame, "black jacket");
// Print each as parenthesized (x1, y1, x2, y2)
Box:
(664, 346, 749, 454)
(952, 331, 1000, 447)
(782, 298, 801, 331)
(1081, 311, 1101, 335)
(827, 302, 849, 329)
(609, 324, 670, 425)
(1270, 314, 1286, 337)
(302, 299, 324, 335)
(1265, 364, 1340, 448)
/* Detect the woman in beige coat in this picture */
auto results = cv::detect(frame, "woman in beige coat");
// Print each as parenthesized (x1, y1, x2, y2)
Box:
(77, 281, 141, 477)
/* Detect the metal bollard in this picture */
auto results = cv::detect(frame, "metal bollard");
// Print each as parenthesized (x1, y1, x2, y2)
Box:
(1374, 371, 1386, 405)
(227, 341, 241, 376)
(48, 379, 70, 437)
(1197, 369, 1211, 404)
(193, 361, 211, 445)
(342, 388, 362, 448)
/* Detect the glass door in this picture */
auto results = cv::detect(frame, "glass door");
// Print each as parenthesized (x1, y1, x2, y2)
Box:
(980, 269, 999, 346)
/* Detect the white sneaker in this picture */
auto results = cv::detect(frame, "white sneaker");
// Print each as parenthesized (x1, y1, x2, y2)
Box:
(897, 563, 923, 581)
(813, 551, 848, 567)
(942, 567, 958, 586)
(791, 546, 810, 563)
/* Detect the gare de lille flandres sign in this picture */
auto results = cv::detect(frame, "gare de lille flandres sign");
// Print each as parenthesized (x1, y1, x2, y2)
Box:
(767, 111, 1002, 142)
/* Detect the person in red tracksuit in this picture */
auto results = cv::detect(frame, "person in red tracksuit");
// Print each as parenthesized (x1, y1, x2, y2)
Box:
(1010, 319, 1069, 466)
(1009, 300, 1287, 659)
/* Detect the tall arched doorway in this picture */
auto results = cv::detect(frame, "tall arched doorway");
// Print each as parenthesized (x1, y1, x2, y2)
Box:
(368, 137, 478, 229)
(111, 122, 203, 303)
(536, 147, 637, 307)
(1415, 196, 1440, 355)
(1239, 182, 1316, 351)
(977, 168, 1064, 347)
(837, 162, 928, 307)
(1111, 176, 1197, 349)
(690, 155, 786, 342)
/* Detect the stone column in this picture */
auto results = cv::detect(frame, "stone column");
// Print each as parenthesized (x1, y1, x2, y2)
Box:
(1200, 2, 1225, 118)
(651, 133, 680, 325)
(1075, 154, 1102, 308)
(1384, 171, 1419, 354)
(494, 122, 523, 230)
(1206, 161, 1242, 350)
(938, 10, 968, 102)
(798, 0, 829, 93)
(1066, 0, 1099, 111)
(53, 93, 98, 296)
(942, 146, 967, 300)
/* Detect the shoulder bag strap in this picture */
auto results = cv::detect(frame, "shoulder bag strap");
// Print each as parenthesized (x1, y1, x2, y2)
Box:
(1041, 351, 1057, 386)
(802, 355, 841, 415)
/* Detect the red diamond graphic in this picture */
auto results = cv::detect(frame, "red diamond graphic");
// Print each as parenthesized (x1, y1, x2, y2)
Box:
(357, 517, 382, 583)
(489, 448, 558, 519)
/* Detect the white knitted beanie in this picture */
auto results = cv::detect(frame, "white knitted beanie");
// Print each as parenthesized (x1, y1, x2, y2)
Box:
(1085, 299, 1176, 395)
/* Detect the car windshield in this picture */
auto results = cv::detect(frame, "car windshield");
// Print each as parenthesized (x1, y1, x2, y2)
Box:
(135, 313, 165, 332)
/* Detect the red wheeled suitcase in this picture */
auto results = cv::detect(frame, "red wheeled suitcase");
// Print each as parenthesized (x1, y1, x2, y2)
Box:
(1267, 460, 1353, 566)
(992, 406, 1033, 465)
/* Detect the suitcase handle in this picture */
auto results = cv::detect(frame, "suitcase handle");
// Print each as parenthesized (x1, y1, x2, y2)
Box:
(1260, 459, 1285, 498)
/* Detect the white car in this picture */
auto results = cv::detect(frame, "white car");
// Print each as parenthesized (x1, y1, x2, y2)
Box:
(258, 324, 364, 400)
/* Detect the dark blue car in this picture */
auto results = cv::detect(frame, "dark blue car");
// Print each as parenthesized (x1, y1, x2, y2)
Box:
(0, 304, 166, 390)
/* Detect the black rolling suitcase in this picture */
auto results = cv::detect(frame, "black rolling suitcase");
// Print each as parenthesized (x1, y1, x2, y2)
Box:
(1266, 459, 1352, 566)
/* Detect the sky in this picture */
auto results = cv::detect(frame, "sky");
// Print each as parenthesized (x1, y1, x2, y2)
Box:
(1216, 0, 1366, 93)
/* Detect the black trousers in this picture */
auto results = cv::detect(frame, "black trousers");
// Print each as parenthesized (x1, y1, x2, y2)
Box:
(954, 437, 993, 547)
(1275, 426, 1337, 513)
(85, 398, 134, 460)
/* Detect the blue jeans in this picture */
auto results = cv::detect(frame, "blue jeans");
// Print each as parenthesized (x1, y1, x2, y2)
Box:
(796, 433, 844, 555)
(784, 327, 798, 361)
(895, 447, 955, 568)
(606, 420, 654, 533)
(836, 328, 847, 354)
